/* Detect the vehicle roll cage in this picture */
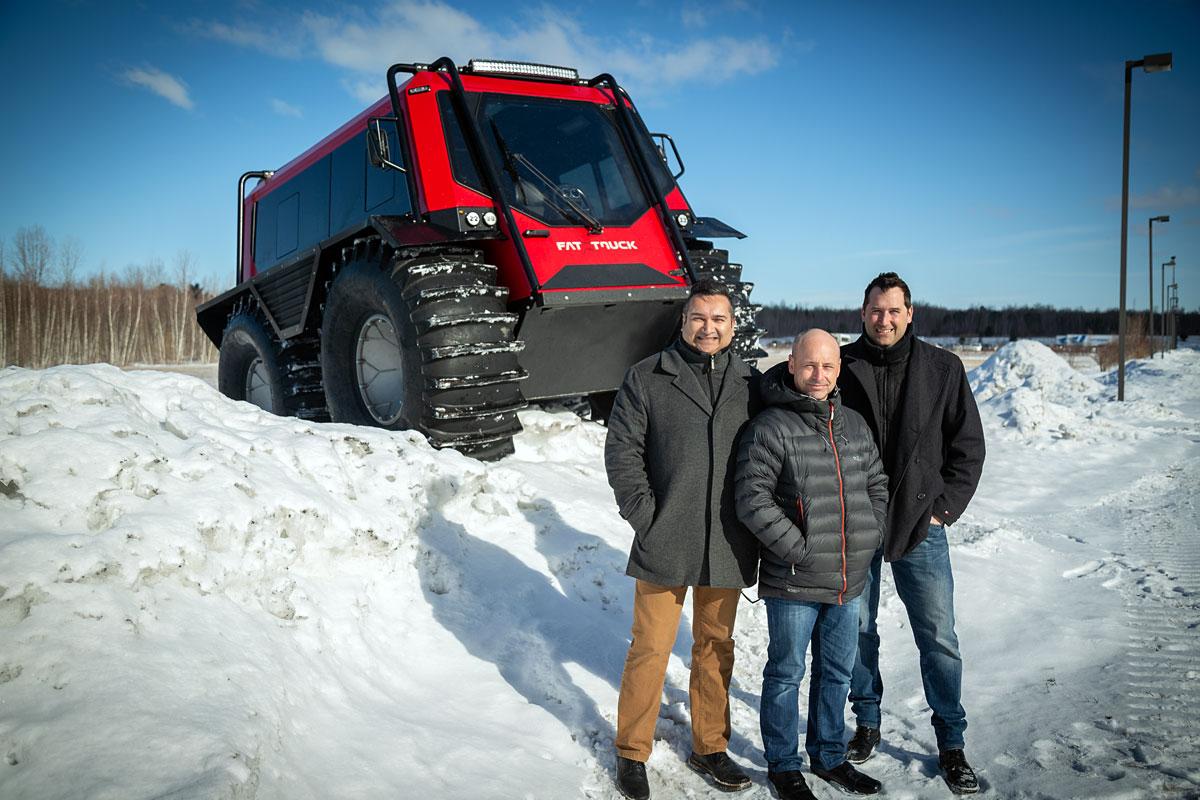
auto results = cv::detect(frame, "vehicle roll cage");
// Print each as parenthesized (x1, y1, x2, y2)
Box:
(384, 58, 698, 307)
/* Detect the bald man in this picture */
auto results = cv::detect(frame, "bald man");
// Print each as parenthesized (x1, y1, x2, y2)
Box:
(735, 330, 889, 800)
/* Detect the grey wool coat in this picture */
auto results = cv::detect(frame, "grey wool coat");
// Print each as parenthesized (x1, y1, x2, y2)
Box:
(604, 342, 760, 588)
(735, 363, 888, 604)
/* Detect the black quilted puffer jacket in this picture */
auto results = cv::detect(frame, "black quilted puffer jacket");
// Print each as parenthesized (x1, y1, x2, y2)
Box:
(735, 362, 888, 604)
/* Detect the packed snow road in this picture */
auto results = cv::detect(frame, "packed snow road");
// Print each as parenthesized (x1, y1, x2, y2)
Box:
(1, 343, 1197, 799)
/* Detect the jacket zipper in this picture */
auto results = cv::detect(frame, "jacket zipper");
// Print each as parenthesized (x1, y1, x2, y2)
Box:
(828, 402, 848, 605)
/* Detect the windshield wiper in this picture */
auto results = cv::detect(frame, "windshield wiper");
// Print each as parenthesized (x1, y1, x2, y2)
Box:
(489, 121, 604, 234)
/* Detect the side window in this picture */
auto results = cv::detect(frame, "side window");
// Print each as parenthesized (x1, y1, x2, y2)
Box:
(438, 92, 485, 193)
(276, 193, 299, 257)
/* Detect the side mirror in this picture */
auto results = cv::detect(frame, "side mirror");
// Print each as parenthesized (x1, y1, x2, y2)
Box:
(649, 132, 684, 179)
(368, 117, 406, 173)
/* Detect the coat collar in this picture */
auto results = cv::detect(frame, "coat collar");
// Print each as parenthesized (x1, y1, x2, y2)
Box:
(659, 344, 752, 416)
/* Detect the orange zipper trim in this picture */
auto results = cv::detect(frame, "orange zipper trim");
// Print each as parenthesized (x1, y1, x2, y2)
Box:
(828, 403, 847, 605)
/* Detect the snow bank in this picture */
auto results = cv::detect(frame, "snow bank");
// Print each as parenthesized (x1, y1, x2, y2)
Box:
(3, 349, 1199, 800)
(0, 365, 622, 799)
(968, 341, 1103, 440)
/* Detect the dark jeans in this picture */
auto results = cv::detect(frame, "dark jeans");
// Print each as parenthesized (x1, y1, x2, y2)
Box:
(849, 524, 967, 750)
(761, 596, 861, 772)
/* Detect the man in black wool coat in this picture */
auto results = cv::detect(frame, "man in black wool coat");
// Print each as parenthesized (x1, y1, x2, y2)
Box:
(838, 272, 986, 796)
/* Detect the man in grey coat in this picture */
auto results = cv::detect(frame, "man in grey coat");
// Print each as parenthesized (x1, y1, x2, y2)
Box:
(605, 279, 760, 800)
(735, 329, 888, 800)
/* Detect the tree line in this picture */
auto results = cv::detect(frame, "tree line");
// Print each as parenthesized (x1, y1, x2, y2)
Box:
(758, 302, 1196, 340)
(1, 225, 217, 368)
(2, 224, 1193, 369)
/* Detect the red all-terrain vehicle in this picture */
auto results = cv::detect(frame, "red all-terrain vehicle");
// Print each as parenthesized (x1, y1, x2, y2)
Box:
(196, 57, 764, 459)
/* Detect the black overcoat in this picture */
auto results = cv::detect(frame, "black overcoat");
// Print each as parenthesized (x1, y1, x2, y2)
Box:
(604, 344, 760, 588)
(839, 335, 985, 562)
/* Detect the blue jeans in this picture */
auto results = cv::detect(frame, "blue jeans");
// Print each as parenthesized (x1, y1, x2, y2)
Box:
(850, 524, 967, 750)
(760, 596, 860, 772)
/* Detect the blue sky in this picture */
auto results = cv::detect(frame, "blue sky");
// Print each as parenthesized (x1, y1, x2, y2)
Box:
(1, 0, 1197, 312)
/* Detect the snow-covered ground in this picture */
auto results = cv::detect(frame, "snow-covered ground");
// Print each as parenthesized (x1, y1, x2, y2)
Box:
(1, 343, 1197, 800)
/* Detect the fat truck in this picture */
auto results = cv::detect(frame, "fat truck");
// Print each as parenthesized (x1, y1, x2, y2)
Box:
(196, 57, 766, 460)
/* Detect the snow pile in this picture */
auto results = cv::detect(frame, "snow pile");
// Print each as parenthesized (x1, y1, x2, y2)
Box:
(968, 340, 1103, 440)
(2, 349, 1199, 800)
(0, 365, 625, 799)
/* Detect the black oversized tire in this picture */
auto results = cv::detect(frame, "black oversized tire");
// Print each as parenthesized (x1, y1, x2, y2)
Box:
(218, 312, 288, 413)
(217, 311, 329, 420)
(688, 241, 768, 364)
(320, 239, 528, 460)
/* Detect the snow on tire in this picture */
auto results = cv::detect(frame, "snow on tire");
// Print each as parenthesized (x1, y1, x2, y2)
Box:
(320, 239, 528, 460)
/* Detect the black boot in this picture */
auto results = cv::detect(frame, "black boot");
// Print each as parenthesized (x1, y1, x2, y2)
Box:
(687, 751, 751, 791)
(811, 761, 882, 795)
(845, 726, 881, 764)
(616, 756, 650, 800)
(938, 749, 979, 795)
(768, 770, 818, 800)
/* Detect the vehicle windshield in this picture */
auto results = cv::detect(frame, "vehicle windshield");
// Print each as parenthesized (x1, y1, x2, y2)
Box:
(440, 92, 674, 228)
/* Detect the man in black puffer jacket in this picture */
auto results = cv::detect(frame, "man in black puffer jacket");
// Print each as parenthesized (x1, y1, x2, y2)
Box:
(735, 329, 889, 800)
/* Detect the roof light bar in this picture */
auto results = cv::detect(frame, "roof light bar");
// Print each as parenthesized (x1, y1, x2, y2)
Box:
(466, 59, 579, 81)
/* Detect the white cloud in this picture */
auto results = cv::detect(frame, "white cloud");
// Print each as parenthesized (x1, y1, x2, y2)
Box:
(122, 66, 194, 110)
(344, 78, 389, 106)
(270, 98, 304, 118)
(187, 18, 304, 58)
(681, 7, 709, 28)
(1131, 184, 1200, 210)
(195, 1, 782, 102)
(300, 2, 495, 74)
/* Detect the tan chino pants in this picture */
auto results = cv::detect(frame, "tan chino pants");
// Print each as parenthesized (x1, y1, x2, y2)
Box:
(615, 579, 741, 762)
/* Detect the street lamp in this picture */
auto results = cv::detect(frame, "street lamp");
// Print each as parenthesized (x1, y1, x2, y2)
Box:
(1168, 259, 1179, 349)
(1118, 51, 1172, 401)
(1148, 215, 1169, 358)
(1161, 255, 1175, 356)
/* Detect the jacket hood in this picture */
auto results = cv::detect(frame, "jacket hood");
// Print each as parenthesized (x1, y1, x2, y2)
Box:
(759, 361, 841, 419)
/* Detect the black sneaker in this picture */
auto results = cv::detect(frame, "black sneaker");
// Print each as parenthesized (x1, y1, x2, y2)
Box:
(938, 749, 979, 795)
(768, 770, 818, 800)
(811, 761, 882, 795)
(846, 726, 881, 764)
(616, 756, 650, 800)
(687, 751, 751, 791)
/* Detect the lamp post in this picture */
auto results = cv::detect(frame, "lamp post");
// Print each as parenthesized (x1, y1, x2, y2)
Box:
(1148, 215, 1169, 358)
(1161, 255, 1175, 355)
(1118, 51, 1172, 401)
(1168, 259, 1179, 349)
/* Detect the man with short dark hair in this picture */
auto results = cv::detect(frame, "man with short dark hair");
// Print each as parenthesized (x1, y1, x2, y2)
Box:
(837, 272, 986, 795)
(605, 279, 760, 800)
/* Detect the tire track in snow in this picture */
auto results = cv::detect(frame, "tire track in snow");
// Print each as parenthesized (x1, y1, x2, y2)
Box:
(1115, 460, 1200, 795)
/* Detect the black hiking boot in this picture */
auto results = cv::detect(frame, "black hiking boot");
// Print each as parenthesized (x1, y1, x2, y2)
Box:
(687, 751, 751, 791)
(768, 770, 818, 800)
(938, 749, 979, 795)
(845, 726, 881, 764)
(616, 756, 650, 800)
(811, 761, 882, 795)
